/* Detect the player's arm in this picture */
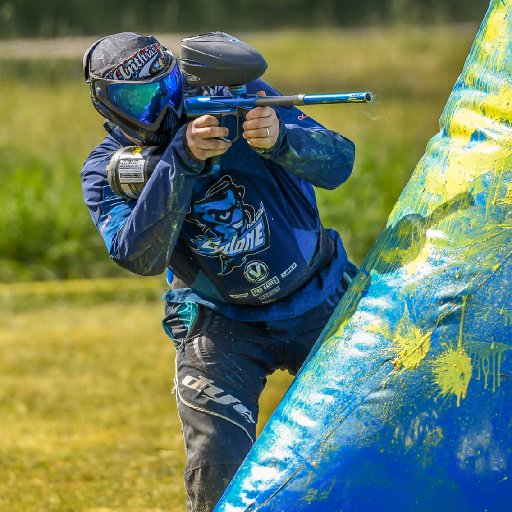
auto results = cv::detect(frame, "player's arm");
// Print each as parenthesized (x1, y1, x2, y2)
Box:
(82, 125, 202, 275)
(244, 79, 355, 190)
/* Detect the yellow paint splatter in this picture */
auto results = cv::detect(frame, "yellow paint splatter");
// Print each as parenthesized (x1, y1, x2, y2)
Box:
(303, 480, 336, 505)
(479, 2, 512, 69)
(469, 340, 510, 392)
(480, 305, 512, 326)
(433, 347, 473, 407)
(432, 296, 473, 407)
(365, 320, 392, 340)
(366, 312, 432, 370)
(404, 239, 431, 276)
(424, 427, 444, 448)
(500, 307, 512, 327)
(393, 324, 432, 370)
(497, 183, 512, 206)
(333, 318, 349, 339)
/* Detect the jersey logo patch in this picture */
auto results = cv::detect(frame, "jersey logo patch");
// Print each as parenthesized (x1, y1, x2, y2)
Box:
(188, 176, 270, 274)
(243, 260, 269, 284)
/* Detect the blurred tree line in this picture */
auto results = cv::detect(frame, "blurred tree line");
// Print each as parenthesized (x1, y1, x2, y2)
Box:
(0, 0, 489, 39)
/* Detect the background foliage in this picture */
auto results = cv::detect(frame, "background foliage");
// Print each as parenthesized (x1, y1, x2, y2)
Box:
(0, 0, 489, 38)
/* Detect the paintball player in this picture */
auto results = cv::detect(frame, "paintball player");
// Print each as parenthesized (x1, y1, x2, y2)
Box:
(81, 32, 358, 511)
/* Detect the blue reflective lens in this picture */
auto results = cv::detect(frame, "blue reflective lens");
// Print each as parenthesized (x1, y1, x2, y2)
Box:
(106, 66, 182, 124)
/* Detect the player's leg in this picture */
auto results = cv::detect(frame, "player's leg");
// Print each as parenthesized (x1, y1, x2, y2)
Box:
(164, 303, 278, 512)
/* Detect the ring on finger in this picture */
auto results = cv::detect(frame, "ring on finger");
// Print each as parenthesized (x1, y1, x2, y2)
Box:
(265, 127, 270, 138)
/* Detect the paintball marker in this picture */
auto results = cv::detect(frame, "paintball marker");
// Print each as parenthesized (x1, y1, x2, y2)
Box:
(181, 32, 372, 144)
(108, 32, 372, 199)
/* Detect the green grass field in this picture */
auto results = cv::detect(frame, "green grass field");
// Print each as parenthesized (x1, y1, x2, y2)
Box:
(0, 25, 480, 511)
(0, 279, 292, 511)
(0, 292, 182, 511)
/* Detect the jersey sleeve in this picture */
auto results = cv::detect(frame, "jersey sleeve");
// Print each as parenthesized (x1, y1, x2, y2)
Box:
(81, 125, 204, 276)
(245, 79, 355, 190)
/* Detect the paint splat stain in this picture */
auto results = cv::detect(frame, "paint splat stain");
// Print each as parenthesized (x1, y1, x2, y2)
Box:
(366, 311, 433, 371)
(497, 183, 512, 206)
(393, 324, 433, 370)
(303, 480, 336, 505)
(433, 347, 473, 407)
(469, 340, 510, 392)
(432, 296, 476, 407)
(424, 427, 444, 447)
(333, 318, 349, 339)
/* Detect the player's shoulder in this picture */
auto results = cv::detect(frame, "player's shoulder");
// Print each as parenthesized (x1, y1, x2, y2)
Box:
(82, 125, 128, 176)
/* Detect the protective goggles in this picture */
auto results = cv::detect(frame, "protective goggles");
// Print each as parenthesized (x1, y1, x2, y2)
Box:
(90, 60, 183, 132)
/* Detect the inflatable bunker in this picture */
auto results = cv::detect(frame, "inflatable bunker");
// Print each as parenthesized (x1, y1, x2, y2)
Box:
(215, 1, 512, 510)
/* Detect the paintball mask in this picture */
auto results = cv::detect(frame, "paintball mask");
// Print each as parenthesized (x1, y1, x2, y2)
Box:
(83, 32, 183, 145)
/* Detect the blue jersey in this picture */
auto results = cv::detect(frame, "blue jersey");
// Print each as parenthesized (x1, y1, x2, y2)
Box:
(82, 79, 356, 321)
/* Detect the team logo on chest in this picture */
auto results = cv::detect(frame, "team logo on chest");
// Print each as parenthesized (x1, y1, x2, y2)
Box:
(187, 176, 270, 274)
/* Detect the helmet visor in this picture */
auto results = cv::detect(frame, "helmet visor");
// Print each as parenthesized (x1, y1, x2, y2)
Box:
(104, 64, 182, 125)
(92, 61, 183, 131)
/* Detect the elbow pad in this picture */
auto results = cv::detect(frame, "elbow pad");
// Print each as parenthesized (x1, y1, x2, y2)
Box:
(107, 145, 164, 200)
